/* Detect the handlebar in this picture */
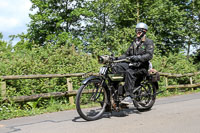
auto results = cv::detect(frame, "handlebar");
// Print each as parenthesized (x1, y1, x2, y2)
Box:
(98, 55, 130, 64)
(113, 58, 130, 63)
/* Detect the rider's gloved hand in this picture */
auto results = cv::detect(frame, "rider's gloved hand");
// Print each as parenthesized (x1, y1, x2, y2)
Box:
(110, 56, 117, 61)
(126, 56, 131, 61)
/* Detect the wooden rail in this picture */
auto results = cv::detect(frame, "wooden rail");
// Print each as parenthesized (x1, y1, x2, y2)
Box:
(1, 73, 87, 80)
(0, 73, 96, 104)
(159, 72, 200, 91)
(1, 72, 200, 103)
(159, 72, 200, 78)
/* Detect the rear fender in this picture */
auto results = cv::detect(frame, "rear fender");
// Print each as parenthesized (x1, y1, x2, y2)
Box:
(152, 82, 159, 90)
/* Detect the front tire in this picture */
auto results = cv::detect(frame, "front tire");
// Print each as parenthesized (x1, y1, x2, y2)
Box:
(76, 79, 108, 121)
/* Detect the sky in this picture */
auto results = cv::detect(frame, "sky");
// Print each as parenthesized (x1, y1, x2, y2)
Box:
(0, 0, 32, 44)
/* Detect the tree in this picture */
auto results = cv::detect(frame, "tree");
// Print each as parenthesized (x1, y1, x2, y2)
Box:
(185, 0, 200, 58)
(0, 32, 12, 52)
(82, 0, 199, 56)
(80, 0, 140, 55)
(15, 0, 200, 56)
(145, 0, 200, 55)
(26, 0, 89, 46)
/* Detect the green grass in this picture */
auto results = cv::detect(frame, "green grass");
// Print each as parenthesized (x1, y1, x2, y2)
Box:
(0, 103, 76, 120)
(0, 98, 76, 120)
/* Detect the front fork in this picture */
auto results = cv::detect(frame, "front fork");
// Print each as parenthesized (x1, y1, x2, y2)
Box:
(90, 80, 105, 101)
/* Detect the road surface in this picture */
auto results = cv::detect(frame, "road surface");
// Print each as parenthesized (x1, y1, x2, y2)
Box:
(1, 92, 200, 133)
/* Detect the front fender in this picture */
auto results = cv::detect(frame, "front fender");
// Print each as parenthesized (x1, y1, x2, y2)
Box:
(82, 76, 102, 85)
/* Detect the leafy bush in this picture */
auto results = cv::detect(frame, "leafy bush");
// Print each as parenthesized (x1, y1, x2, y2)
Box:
(152, 51, 199, 90)
(0, 44, 100, 102)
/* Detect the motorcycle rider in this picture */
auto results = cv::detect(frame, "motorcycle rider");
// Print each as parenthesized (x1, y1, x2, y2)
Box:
(113, 22, 155, 104)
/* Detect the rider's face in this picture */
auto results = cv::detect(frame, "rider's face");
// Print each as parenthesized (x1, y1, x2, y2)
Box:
(136, 28, 143, 38)
(135, 29, 146, 38)
(136, 31, 142, 38)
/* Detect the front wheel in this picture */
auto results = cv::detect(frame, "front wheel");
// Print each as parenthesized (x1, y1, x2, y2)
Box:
(135, 81, 157, 112)
(76, 79, 108, 121)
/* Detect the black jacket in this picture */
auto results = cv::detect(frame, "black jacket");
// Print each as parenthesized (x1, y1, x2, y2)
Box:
(118, 37, 154, 69)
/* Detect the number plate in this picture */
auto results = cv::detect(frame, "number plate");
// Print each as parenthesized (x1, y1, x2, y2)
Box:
(99, 67, 107, 75)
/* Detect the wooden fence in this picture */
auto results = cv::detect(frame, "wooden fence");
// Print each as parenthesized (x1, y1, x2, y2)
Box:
(1, 72, 200, 104)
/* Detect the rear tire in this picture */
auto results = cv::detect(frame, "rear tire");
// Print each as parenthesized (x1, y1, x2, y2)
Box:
(135, 81, 157, 112)
(76, 79, 108, 121)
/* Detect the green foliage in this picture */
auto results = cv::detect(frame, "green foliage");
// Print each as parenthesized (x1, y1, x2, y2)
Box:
(152, 51, 199, 90)
(0, 98, 75, 120)
(0, 44, 100, 96)
(11, 0, 200, 56)
(0, 33, 13, 53)
(25, 0, 89, 45)
(152, 52, 197, 73)
(1, 0, 200, 120)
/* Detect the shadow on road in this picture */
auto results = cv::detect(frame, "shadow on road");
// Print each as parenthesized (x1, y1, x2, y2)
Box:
(72, 107, 142, 122)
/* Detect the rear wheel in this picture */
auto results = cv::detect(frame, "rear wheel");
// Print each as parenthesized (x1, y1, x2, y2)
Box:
(135, 81, 157, 111)
(76, 79, 108, 121)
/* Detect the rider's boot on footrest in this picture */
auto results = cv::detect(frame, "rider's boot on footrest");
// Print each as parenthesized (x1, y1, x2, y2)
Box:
(121, 96, 133, 105)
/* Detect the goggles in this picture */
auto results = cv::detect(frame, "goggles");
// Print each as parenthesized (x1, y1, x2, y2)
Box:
(135, 28, 144, 33)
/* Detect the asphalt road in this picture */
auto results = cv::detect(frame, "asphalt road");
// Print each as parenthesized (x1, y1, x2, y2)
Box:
(1, 92, 200, 133)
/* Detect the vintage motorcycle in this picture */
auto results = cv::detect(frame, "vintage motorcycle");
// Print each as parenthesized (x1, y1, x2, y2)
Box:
(76, 55, 160, 121)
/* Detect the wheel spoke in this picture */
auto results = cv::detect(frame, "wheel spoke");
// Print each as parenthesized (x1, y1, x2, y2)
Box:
(136, 81, 156, 110)
(76, 79, 107, 121)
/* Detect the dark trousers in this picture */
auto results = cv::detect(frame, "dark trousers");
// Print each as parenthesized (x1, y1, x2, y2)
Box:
(112, 63, 147, 97)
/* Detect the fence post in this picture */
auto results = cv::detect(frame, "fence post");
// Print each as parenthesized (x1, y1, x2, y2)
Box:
(165, 77, 169, 94)
(1, 82, 6, 100)
(67, 78, 74, 105)
(190, 77, 194, 91)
